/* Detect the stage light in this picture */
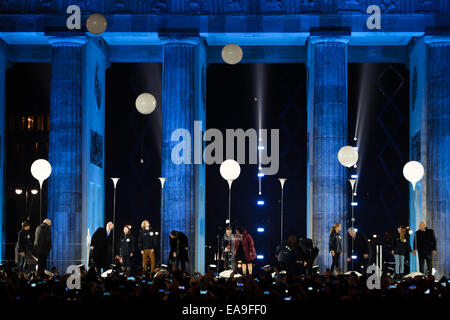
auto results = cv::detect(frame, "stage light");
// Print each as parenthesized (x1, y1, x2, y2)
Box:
(257, 200, 265, 206)
(257, 172, 264, 178)
(351, 202, 358, 206)
(31, 189, 38, 195)
(354, 137, 357, 141)
(258, 145, 265, 150)
(373, 234, 377, 238)
(225, 219, 230, 224)
(351, 174, 358, 179)
(257, 255, 264, 260)
(409, 230, 413, 235)
(351, 255, 357, 260)
(258, 191, 261, 195)
(257, 227, 265, 232)
(353, 192, 357, 196)
(15, 188, 23, 195)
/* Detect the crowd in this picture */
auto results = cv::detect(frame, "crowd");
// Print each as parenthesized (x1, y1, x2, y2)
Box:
(0, 265, 448, 308)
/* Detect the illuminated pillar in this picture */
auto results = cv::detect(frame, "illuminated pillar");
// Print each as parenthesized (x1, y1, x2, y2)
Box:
(48, 36, 106, 271)
(409, 36, 450, 276)
(160, 36, 206, 273)
(0, 40, 6, 262)
(306, 38, 348, 272)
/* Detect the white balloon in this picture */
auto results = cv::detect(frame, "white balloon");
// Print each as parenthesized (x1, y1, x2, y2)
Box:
(31, 159, 52, 184)
(403, 161, 424, 190)
(337, 146, 359, 168)
(135, 93, 156, 115)
(220, 159, 241, 181)
(221, 44, 243, 65)
(86, 13, 107, 35)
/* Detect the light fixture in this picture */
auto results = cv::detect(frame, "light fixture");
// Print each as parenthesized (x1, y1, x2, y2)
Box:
(257, 255, 264, 260)
(351, 202, 358, 207)
(351, 174, 358, 179)
(31, 189, 38, 195)
(257, 227, 265, 232)
(337, 146, 359, 168)
(257, 172, 264, 178)
(31, 159, 52, 222)
(257, 145, 265, 150)
(257, 200, 265, 206)
(220, 160, 241, 226)
(135, 93, 157, 115)
(221, 44, 243, 65)
(403, 161, 424, 190)
(15, 188, 23, 195)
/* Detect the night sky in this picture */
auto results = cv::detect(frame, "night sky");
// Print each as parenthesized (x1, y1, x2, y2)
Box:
(4, 62, 410, 263)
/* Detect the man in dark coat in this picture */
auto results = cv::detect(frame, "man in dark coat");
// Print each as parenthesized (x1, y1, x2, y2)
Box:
(90, 221, 114, 272)
(33, 219, 52, 276)
(17, 221, 33, 273)
(347, 227, 370, 273)
(169, 230, 188, 272)
(413, 221, 437, 275)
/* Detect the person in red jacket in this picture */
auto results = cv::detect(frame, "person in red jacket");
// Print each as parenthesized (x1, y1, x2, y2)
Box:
(236, 226, 257, 276)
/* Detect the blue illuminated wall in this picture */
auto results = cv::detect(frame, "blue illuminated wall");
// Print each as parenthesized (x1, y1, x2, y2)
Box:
(409, 37, 450, 276)
(81, 39, 106, 267)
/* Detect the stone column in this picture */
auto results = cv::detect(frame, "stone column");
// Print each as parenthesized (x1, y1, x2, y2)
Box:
(409, 36, 450, 276)
(0, 40, 7, 262)
(160, 36, 206, 273)
(47, 36, 87, 272)
(306, 37, 349, 272)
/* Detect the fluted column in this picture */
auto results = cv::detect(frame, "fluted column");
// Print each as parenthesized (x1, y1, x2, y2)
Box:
(0, 40, 7, 262)
(426, 39, 450, 277)
(160, 37, 206, 273)
(306, 38, 348, 272)
(48, 36, 87, 272)
(409, 36, 450, 276)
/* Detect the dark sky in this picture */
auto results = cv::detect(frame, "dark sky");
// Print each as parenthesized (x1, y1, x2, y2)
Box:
(4, 61, 410, 263)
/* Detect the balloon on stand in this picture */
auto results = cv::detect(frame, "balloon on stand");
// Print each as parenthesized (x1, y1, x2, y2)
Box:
(221, 44, 243, 65)
(135, 93, 157, 115)
(86, 13, 107, 35)
(403, 161, 424, 190)
(31, 159, 52, 186)
(337, 146, 359, 168)
(220, 159, 241, 183)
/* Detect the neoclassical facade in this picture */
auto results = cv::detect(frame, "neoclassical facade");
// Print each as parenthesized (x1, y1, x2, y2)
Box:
(0, 0, 449, 275)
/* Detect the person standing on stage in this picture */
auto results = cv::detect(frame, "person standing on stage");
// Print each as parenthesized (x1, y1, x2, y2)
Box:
(391, 226, 411, 279)
(90, 221, 114, 272)
(169, 230, 188, 272)
(236, 226, 256, 276)
(17, 221, 33, 273)
(138, 220, 159, 273)
(347, 227, 369, 273)
(412, 221, 436, 275)
(33, 219, 52, 277)
(118, 225, 134, 273)
(329, 223, 342, 273)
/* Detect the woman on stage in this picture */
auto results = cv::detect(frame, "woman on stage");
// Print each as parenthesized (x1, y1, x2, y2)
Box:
(329, 223, 342, 273)
(391, 226, 411, 279)
(118, 225, 134, 273)
(236, 226, 257, 276)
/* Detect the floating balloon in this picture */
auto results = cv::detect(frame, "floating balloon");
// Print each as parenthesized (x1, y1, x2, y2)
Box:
(31, 159, 52, 186)
(403, 161, 424, 190)
(86, 13, 107, 35)
(221, 44, 243, 65)
(220, 159, 241, 181)
(337, 146, 359, 168)
(135, 93, 157, 115)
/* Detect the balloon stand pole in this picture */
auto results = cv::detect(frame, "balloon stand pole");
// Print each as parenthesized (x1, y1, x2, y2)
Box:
(39, 183, 43, 223)
(228, 185, 231, 227)
(112, 186, 117, 266)
(280, 187, 283, 243)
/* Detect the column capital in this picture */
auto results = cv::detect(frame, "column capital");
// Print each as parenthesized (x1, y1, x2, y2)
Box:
(48, 36, 88, 47)
(424, 36, 450, 45)
(159, 35, 200, 47)
(308, 36, 349, 47)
